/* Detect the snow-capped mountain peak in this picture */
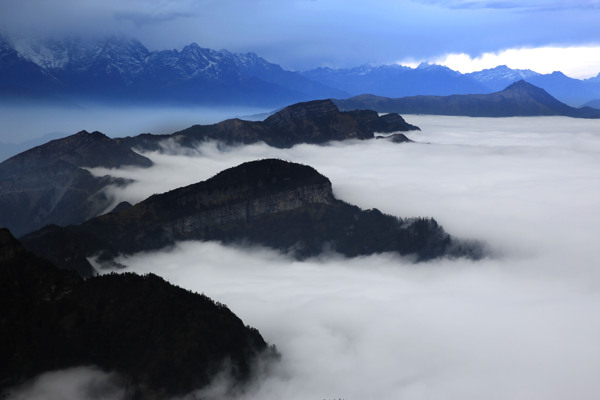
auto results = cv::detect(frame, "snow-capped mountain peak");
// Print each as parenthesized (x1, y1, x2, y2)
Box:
(468, 64, 540, 82)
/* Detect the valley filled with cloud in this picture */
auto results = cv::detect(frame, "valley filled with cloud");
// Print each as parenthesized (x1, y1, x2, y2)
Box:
(50, 115, 600, 400)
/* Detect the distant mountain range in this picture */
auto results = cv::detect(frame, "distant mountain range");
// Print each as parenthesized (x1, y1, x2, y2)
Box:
(303, 63, 600, 107)
(334, 80, 600, 118)
(2, 35, 600, 107)
(0, 35, 347, 107)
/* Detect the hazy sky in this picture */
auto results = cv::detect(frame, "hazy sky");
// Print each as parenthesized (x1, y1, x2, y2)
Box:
(1, 0, 599, 77)
(14, 115, 599, 400)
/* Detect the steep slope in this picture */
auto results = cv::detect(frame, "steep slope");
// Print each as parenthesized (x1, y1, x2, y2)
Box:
(125, 99, 419, 150)
(21, 159, 483, 277)
(334, 80, 600, 118)
(0, 228, 276, 399)
(0, 35, 57, 97)
(0, 130, 152, 236)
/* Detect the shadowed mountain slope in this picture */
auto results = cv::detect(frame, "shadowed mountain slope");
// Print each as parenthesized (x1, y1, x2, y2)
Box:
(334, 80, 600, 118)
(0, 100, 417, 237)
(0, 130, 152, 236)
(124, 99, 419, 151)
(21, 159, 483, 277)
(0, 228, 276, 399)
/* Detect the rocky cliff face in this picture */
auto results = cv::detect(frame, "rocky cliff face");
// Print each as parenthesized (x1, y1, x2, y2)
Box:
(22, 159, 483, 277)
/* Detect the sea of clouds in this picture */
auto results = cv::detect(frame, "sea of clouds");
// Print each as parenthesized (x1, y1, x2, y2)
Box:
(10, 115, 600, 400)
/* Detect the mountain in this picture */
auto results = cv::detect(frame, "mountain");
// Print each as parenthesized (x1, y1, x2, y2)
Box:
(4, 34, 600, 107)
(0, 100, 417, 237)
(21, 159, 483, 278)
(2, 35, 346, 107)
(525, 71, 600, 107)
(0, 130, 152, 236)
(583, 98, 600, 108)
(302, 63, 600, 106)
(466, 65, 541, 90)
(301, 62, 488, 97)
(0, 228, 277, 399)
(124, 99, 419, 151)
(0, 132, 69, 163)
(334, 80, 600, 118)
(0, 36, 57, 94)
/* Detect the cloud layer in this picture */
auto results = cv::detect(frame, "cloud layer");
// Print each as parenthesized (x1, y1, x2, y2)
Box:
(424, 46, 600, 79)
(74, 115, 600, 399)
(1, 0, 598, 73)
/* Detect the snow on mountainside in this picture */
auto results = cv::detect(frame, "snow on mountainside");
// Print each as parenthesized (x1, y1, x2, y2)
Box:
(13, 36, 326, 85)
(467, 65, 540, 83)
(3, 34, 600, 106)
(302, 62, 600, 106)
(2, 36, 346, 106)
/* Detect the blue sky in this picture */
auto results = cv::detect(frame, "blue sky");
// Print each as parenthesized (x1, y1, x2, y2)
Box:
(1, 0, 599, 77)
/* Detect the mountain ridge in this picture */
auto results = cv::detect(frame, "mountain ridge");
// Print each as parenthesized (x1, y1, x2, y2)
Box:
(20, 159, 483, 278)
(0, 130, 153, 236)
(0, 99, 418, 237)
(2, 34, 600, 107)
(1, 35, 347, 107)
(301, 63, 600, 106)
(334, 80, 600, 118)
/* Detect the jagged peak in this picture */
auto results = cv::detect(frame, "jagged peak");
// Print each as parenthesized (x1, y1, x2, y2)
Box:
(503, 79, 541, 91)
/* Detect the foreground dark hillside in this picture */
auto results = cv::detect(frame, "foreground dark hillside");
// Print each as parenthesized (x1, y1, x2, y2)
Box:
(0, 228, 276, 399)
(22, 159, 483, 277)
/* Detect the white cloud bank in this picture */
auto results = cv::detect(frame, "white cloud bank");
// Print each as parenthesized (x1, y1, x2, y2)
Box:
(73, 115, 600, 399)
(14, 115, 600, 399)
(401, 46, 600, 79)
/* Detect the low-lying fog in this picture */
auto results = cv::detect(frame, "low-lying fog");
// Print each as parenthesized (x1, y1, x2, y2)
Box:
(12, 116, 600, 399)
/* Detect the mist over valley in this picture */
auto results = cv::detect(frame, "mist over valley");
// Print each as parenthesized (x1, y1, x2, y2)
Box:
(21, 114, 596, 400)
(2, 2, 600, 396)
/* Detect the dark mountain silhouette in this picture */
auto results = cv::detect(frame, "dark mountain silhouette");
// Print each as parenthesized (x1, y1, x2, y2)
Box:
(0, 228, 277, 399)
(334, 80, 600, 118)
(124, 99, 419, 151)
(21, 159, 483, 278)
(0, 100, 418, 237)
(0, 130, 152, 236)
